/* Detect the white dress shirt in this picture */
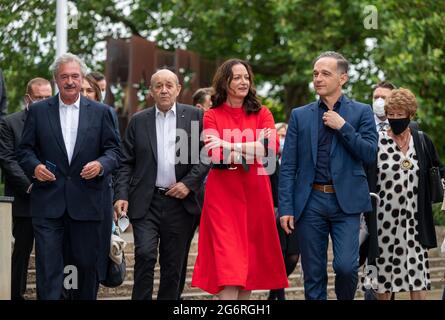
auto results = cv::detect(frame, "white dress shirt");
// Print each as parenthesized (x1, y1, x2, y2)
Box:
(374, 114, 389, 132)
(155, 104, 177, 188)
(59, 94, 80, 164)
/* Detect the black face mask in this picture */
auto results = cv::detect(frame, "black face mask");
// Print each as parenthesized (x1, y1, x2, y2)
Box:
(388, 117, 410, 135)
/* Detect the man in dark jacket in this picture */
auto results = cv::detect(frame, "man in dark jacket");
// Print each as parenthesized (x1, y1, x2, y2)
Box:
(18, 53, 121, 300)
(114, 69, 209, 300)
(0, 78, 52, 299)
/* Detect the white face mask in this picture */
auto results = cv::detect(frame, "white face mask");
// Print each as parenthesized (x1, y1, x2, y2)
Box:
(100, 90, 106, 103)
(372, 97, 386, 117)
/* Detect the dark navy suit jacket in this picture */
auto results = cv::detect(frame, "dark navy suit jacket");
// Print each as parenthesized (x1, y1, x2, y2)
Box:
(279, 95, 378, 220)
(18, 94, 121, 221)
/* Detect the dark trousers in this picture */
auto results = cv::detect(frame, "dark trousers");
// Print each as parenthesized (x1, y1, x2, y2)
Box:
(131, 193, 195, 300)
(32, 213, 100, 300)
(11, 216, 34, 300)
(297, 190, 360, 300)
(177, 215, 200, 299)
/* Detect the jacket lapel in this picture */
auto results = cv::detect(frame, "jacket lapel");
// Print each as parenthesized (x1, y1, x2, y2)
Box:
(330, 95, 348, 155)
(175, 104, 187, 178)
(21, 110, 27, 123)
(310, 103, 318, 166)
(176, 103, 187, 138)
(146, 107, 157, 163)
(71, 96, 90, 164)
(47, 95, 69, 161)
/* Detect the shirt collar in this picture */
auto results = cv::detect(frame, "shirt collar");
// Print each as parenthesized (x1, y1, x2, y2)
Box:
(374, 114, 388, 125)
(318, 95, 343, 110)
(59, 94, 80, 109)
(155, 103, 176, 117)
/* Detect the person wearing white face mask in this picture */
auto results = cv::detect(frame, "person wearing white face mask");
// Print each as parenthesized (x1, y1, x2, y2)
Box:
(372, 81, 396, 132)
(0, 77, 52, 299)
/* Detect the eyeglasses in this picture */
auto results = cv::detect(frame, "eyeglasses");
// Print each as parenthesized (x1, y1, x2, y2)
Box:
(26, 94, 51, 103)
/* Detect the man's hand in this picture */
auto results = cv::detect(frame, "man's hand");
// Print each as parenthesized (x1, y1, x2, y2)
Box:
(80, 161, 103, 180)
(280, 215, 295, 235)
(323, 110, 345, 130)
(165, 182, 190, 199)
(34, 164, 56, 182)
(114, 200, 128, 219)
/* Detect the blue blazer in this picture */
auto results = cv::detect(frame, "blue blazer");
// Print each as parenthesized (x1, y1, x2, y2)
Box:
(18, 95, 121, 221)
(278, 95, 378, 220)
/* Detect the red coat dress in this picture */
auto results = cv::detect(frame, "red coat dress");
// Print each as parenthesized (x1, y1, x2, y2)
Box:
(191, 103, 288, 294)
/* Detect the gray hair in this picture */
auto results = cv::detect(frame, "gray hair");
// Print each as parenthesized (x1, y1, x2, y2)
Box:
(313, 51, 349, 74)
(50, 52, 88, 78)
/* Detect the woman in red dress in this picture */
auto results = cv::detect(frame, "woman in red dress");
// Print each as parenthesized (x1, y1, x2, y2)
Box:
(191, 59, 288, 299)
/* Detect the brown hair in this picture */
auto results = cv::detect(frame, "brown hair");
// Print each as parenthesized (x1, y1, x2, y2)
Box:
(385, 88, 417, 118)
(211, 59, 261, 113)
(374, 81, 397, 91)
(83, 74, 102, 102)
(192, 87, 213, 106)
(89, 71, 105, 82)
(26, 77, 51, 95)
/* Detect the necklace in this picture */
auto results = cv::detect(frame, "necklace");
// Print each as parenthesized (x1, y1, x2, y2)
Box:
(392, 133, 413, 171)
(392, 133, 410, 150)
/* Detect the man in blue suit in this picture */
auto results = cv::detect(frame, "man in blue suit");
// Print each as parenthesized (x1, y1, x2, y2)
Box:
(279, 51, 378, 300)
(18, 53, 121, 300)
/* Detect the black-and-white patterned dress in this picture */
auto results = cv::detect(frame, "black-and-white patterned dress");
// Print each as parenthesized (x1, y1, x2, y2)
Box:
(372, 131, 431, 293)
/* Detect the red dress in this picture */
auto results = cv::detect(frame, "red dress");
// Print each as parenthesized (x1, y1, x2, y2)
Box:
(191, 103, 288, 294)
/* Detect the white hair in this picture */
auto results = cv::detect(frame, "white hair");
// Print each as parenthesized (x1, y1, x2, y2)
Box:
(50, 52, 88, 78)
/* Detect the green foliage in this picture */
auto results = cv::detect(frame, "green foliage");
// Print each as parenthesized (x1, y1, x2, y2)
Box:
(1, 0, 445, 162)
(262, 97, 286, 124)
(433, 203, 445, 226)
(371, 1, 445, 161)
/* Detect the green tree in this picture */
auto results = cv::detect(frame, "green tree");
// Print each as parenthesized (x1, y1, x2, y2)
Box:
(1, 0, 445, 161)
(371, 1, 445, 158)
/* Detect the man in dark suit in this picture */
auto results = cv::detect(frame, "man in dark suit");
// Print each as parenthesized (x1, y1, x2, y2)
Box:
(17, 53, 121, 300)
(0, 78, 52, 299)
(0, 69, 7, 117)
(279, 51, 378, 300)
(114, 69, 209, 300)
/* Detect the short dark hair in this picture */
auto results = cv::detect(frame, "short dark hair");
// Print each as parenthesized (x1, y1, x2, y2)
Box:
(374, 81, 397, 91)
(192, 87, 213, 106)
(212, 59, 261, 113)
(89, 71, 105, 82)
(313, 51, 349, 74)
(26, 77, 51, 95)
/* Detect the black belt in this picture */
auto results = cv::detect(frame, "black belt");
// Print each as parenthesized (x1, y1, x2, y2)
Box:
(211, 157, 249, 172)
(154, 187, 169, 195)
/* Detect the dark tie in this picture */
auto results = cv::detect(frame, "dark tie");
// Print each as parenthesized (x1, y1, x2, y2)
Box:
(378, 122, 389, 132)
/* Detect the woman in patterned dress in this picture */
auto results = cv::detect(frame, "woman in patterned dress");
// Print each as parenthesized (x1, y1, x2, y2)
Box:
(365, 88, 444, 300)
